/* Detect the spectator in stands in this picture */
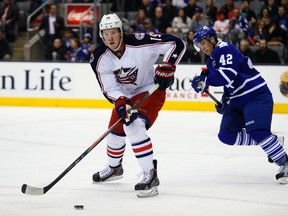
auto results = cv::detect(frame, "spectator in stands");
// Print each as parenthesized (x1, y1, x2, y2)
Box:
(138, 0, 156, 19)
(190, 7, 210, 32)
(258, 7, 273, 31)
(231, 8, 249, 36)
(213, 10, 230, 41)
(132, 9, 148, 32)
(181, 30, 201, 63)
(67, 38, 85, 62)
(240, 0, 257, 29)
(165, 26, 174, 34)
(267, 20, 286, 46)
(183, 0, 202, 19)
(239, 38, 255, 61)
(172, 8, 192, 38)
(46, 38, 66, 61)
(153, 6, 170, 34)
(248, 20, 268, 45)
(280, 0, 288, 14)
(0, 30, 11, 60)
(228, 28, 241, 49)
(140, 18, 159, 34)
(228, 17, 245, 41)
(172, 0, 188, 9)
(273, 4, 288, 45)
(206, 0, 217, 24)
(81, 32, 92, 61)
(61, 28, 74, 59)
(128, 23, 138, 34)
(259, 0, 279, 18)
(254, 38, 281, 64)
(162, 0, 178, 26)
(38, 3, 65, 52)
(219, 0, 237, 20)
(0, 0, 19, 43)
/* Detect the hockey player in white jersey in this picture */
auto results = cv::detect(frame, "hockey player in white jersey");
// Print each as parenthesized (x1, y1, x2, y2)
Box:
(89, 13, 186, 197)
(191, 26, 288, 184)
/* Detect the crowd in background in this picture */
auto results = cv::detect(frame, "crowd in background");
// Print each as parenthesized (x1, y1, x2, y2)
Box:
(0, 0, 288, 64)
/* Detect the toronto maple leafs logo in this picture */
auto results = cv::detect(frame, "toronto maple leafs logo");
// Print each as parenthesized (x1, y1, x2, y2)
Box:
(114, 66, 138, 85)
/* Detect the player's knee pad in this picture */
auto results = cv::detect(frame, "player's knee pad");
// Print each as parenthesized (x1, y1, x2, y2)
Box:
(124, 118, 148, 144)
(218, 129, 237, 145)
(107, 133, 126, 148)
(249, 129, 272, 143)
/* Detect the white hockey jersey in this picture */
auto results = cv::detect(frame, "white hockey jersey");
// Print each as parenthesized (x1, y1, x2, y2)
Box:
(90, 33, 186, 103)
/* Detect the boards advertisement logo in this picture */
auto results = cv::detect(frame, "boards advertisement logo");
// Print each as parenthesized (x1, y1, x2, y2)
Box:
(65, 4, 99, 27)
(0, 68, 71, 92)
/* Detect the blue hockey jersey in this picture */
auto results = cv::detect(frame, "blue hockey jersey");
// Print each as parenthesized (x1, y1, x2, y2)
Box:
(206, 40, 271, 107)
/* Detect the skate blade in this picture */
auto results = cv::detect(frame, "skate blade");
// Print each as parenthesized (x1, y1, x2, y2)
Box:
(278, 176, 288, 184)
(136, 187, 159, 198)
(92, 175, 123, 184)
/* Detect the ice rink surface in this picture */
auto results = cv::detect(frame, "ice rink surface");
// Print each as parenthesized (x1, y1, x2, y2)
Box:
(1, 106, 288, 216)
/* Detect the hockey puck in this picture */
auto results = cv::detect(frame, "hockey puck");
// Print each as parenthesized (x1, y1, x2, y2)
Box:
(74, 205, 84, 210)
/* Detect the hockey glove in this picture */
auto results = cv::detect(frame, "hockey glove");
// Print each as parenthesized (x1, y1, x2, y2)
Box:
(115, 96, 138, 126)
(191, 74, 209, 93)
(215, 102, 227, 114)
(154, 62, 176, 90)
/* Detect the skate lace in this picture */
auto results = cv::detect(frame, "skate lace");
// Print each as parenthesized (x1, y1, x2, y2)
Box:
(137, 169, 154, 184)
(99, 166, 113, 178)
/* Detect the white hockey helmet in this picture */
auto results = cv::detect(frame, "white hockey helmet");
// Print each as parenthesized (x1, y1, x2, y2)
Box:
(99, 13, 123, 39)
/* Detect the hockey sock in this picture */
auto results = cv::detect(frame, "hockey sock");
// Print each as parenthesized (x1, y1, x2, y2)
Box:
(131, 137, 154, 172)
(107, 144, 126, 167)
(234, 128, 258, 146)
(260, 135, 287, 166)
(124, 118, 154, 172)
(106, 133, 126, 167)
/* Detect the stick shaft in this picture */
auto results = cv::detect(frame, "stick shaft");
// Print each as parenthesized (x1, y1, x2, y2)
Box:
(22, 84, 159, 195)
(204, 90, 222, 106)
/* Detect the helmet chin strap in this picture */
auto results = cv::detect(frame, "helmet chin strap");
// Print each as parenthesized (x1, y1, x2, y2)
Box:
(113, 36, 123, 52)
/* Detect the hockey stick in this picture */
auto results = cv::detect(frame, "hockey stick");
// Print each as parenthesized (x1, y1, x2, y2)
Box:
(21, 84, 160, 195)
(204, 90, 221, 106)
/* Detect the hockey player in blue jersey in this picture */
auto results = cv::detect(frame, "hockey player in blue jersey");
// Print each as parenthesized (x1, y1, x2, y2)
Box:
(191, 26, 288, 184)
(89, 13, 186, 197)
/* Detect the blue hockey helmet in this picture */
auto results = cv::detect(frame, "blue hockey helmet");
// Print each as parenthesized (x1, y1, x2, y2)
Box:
(193, 26, 217, 52)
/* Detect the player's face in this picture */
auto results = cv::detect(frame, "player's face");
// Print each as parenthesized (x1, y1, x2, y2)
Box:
(102, 28, 121, 50)
(198, 39, 214, 56)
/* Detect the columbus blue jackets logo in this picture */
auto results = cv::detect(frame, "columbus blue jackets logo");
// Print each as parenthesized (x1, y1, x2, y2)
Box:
(114, 66, 138, 85)
(134, 33, 145, 40)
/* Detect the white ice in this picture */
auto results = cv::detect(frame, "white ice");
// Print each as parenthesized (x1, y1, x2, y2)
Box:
(1, 106, 288, 216)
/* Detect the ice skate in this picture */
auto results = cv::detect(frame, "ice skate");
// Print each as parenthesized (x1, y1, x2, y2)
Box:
(92, 164, 124, 183)
(135, 159, 160, 198)
(268, 136, 285, 163)
(276, 161, 288, 184)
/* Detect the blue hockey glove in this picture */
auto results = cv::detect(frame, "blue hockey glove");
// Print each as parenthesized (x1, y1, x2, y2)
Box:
(115, 96, 138, 126)
(215, 102, 227, 114)
(191, 74, 209, 93)
(154, 62, 176, 90)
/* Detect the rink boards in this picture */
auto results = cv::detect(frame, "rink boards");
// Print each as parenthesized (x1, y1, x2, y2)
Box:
(0, 62, 287, 113)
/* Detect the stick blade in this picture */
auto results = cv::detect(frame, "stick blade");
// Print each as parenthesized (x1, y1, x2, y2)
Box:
(21, 184, 45, 195)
